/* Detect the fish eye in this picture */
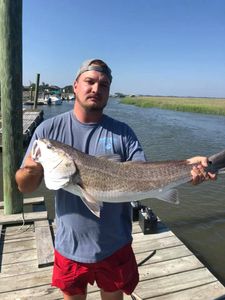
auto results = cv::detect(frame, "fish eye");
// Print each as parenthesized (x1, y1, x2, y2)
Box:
(47, 143, 52, 149)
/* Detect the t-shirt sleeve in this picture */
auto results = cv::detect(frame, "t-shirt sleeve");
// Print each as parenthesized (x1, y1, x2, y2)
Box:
(124, 126, 146, 162)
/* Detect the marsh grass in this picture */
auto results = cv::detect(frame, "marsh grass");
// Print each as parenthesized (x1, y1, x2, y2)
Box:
(121, 96, 225, 115)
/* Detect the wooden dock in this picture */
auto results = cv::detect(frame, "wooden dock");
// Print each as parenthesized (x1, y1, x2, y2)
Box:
(22, 109, 44, 144)
(0, 109, 43, 148)
(0, 198, 225, 299)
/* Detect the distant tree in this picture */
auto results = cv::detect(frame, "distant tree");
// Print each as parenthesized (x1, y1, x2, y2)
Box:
(29, 83, 35, 90)
(114, 92, 126, 98)
(23, 85, 30, 91)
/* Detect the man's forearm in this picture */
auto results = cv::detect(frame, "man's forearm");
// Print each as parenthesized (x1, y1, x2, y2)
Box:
(15, 166, 43, 193)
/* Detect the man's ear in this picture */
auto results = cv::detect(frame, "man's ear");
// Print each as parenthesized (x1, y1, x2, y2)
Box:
(73, 80, 78, 93)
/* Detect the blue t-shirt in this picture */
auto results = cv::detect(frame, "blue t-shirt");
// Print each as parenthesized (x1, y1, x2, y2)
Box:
(25, 110, 146, 263)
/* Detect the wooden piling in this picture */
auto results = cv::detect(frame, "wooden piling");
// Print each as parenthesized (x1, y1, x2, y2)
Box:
(0, 0, 23, 214)
(30, 86, 33, 102)
(33, 73, 40, 109)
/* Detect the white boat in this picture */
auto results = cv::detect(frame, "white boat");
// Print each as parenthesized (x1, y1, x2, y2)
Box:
(68, 93, 75, 101)
(49, 95, 63, 105)
(43, 95, 63, 105)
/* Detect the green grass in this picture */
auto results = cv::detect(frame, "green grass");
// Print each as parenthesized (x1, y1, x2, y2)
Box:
(121, 96, 225, 115)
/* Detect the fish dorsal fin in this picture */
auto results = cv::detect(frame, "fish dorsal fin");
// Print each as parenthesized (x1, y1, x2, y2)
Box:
(157, 189, 180, 204)
(97, 154, 122, 162)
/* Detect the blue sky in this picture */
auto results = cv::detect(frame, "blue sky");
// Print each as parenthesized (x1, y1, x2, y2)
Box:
(23, 0, 225, 97)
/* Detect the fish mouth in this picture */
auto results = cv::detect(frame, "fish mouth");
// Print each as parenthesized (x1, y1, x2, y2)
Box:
(31, 140, 41, 162)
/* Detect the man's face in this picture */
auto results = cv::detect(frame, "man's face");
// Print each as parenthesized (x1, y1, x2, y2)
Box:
(73, 69, 110, 112)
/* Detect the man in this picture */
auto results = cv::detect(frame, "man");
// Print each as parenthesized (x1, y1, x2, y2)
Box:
(16, 59, 213, 300)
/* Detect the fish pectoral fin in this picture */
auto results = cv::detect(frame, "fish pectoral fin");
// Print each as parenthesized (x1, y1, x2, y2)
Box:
(80, 189, 103, 218)
(157, 189, 180, 204)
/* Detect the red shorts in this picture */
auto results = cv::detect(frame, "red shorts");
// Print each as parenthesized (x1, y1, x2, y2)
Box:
(52, 243, 139, 296)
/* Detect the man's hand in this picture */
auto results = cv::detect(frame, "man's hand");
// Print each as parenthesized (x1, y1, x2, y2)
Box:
(15, 153, 43, 193)
(22, 154, 43, 175)
(187, 156, 216, 185)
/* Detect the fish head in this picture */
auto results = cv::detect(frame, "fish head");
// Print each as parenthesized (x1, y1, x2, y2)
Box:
(31, 139, 76, 190)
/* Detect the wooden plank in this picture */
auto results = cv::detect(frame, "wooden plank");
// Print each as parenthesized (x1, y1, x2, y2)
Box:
(87, 290, 132, 300)
(0, 248, 37, 265)
(0, 110, 43, 148)
(2, 235, 35, 244)
(0, 284, 62, 300)
(2, 238, 36, 253)
(87, 291, 102, 300)
(23, 196, 45, 205)
(138, 255, 203, 281)
(132, 222, 142, 233)
(152, 281, 225, 300)
(4, 223, 34, 231)
(0, 270, 97, 295)
(35, 220, 54, 267)
(0, 269, 51, 293)
(22, 110, 43, 143)
(87, 283, 106, 293)
(133, 230, 174, 242)
(135, 245, 192, 265)
(133, 235, 183, 254)
(133, 268, 219, 299)
(3, 225, 34, 241)
(0, 259, 38, 277)
(0, 196, 44, 209)
(0, 211, 47, 225)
